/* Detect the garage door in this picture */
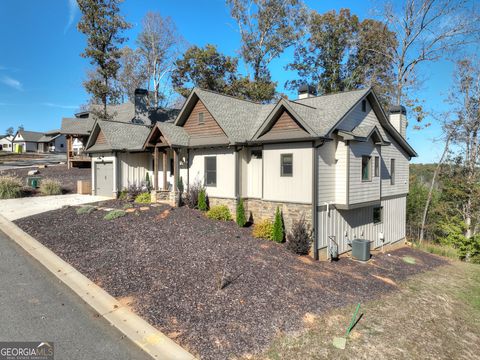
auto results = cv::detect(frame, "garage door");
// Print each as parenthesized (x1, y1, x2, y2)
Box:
(95, 162, 113, 197)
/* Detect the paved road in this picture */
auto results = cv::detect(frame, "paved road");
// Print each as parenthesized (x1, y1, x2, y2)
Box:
(0, 231, 151, 360)
(0, 194, 111, 221)
(0, 153, 67, 171)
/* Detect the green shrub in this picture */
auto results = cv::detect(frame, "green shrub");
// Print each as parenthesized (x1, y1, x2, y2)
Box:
(286, 216, 312, 255)
(0, 175, 22, 199)
(104, 209, 126, 220)
(252, 219, 274, 240)
(76, 205, 96, 215)
(414, 241, 459, 260)
(39, 178, 62, 195)
(134, 192, 151, 204)
(272, 207, 284, 243)
(198, 188, 208, 211)
(185, 180, 203, 208)
(236, 198, 247, 227)
(118, 189, 128, 200)
(206, 205, 232, 221)
(122, 203, 134, 209)
(145, 173, 151, 190)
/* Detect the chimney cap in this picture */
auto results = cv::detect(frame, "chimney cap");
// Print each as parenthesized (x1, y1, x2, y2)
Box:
(298, 84, 317, 96)
(134, 88, 148, 95)
(389, 105, 406, 115)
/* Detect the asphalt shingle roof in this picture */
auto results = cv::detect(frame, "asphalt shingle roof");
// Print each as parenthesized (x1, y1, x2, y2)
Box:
(15, 131, 44, 142)
(87, 121, 152, 152)
(61, 117, 95, 135)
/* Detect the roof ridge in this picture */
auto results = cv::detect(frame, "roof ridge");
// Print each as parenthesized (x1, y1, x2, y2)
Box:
(285, 99, 317, 110)
(195, 87, 264, 106)
(295, 87, 371, 101)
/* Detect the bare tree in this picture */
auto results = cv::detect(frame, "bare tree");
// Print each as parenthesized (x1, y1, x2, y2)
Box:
(118, 46, 148, 102)
(380, 0, 479, 109)
(137, 12, 184, 108)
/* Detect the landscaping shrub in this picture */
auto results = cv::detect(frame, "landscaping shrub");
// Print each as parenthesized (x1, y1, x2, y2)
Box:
(286, 216, 312, 255)
(145, 173, 151, 191)
(127, 185, 143, 201)
(184, 180, 202, 208)
(206, 205, 232, 221)
(76, 205, 96, 215)
(135, 192, 151, 204)
(236, 198, 246, 227)
(104, 209, 126, 220)
(198, 188, 208, 211)
(118, 189, 128, 201)
(39, 178, 62, 195)
(0, 175, 22, 199)
(252, 219, 274, 240)
(272, 207, 284, 243)
(122, 202, 134, 209)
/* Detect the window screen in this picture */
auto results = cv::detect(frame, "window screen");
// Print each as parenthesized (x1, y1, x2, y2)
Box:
(205, 156, 217, 186)
(281, 154, 293, 176)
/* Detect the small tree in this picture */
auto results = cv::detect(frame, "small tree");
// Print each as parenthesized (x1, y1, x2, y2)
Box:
(198, 188, 208, 211)
(286, 216, 312, 255)
(272, 207, 284, 243)
(145, 173, 151, 191)
(236, 198, 246, 227)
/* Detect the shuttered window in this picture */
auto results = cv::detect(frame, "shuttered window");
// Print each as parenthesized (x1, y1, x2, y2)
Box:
(198, 112, 205, 124)
(205, 156, 217, 186)
(281, 154, 293, 177)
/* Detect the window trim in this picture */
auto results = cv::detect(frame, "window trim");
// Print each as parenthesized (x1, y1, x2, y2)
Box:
(361, 99, 367, 112)
(204, 156, 217, 187)
(373, 206, 383, 224)
(390, 158, 396, 185)
(280, 153, 293, 177)
(198, 112, 205, 124)
(374, 156, 379, 177)
(361, 155, 372, 182)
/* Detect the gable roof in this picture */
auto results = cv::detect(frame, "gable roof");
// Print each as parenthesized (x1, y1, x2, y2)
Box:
(85, 120, 152, 153)
(15, 130, 45, 142)
(61, 117, 95, 135)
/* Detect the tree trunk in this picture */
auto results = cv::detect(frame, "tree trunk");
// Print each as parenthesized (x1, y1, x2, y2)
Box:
(419, 135, 451, 243)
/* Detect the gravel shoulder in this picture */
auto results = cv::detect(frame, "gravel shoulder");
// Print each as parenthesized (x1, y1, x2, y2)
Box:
(15, 201, 448, 359)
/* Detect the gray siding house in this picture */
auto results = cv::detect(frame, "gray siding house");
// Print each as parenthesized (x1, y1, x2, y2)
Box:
(84, 87, 416, 260)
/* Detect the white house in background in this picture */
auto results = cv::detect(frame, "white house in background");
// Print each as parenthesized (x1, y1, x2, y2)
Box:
(0, 135, 14, 152)
(12, 130, 66, 153)
(85, 86, 416, 260)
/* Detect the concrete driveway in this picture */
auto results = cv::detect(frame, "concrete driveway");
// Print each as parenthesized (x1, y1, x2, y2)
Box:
(0, 194, 110, 221)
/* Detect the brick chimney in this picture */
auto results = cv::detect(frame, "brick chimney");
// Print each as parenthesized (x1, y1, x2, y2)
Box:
(389, 105, 407, 138)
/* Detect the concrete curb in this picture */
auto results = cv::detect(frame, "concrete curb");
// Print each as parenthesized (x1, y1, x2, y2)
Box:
(0, 214, 196, 360)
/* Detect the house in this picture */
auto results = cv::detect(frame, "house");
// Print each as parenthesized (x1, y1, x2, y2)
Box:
(0, 135, 14, 152)
(85, 86, 416, 259)
(61, 112, 95, 168)
(12, 130, 66, 153)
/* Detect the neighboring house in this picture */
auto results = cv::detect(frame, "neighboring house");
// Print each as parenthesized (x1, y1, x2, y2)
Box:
(0, 135, 14, 152)
(85, 86, 416, 259)
(12, 130, 66, 153)
(61, 111, 95, 168)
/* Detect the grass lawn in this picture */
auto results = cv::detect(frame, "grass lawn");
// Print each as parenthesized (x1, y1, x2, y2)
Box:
(253, 261, 480, 360)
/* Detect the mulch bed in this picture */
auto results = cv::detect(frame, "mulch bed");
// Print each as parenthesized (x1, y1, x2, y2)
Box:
(15, 202, 448, 359)
(0, 165, 90, 194)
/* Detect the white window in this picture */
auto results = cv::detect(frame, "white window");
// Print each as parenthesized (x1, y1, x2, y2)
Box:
(198, 112, 205, 124)
(280, 153, 293, 177)
(362, 156, 372, 182)
(374, 156, 379, 177)
(205, 156, 216, 186)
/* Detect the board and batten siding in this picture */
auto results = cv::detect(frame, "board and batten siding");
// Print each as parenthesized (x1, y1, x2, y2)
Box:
(117, 152, 152, 190)
(349, 140, 381, 204)
(263, 142, 312, 203)
(188, 148, 236, 198)
(381, 133, 409, 197)
(334, 140, 348, 204)
(240, 148, 262, 199)
(317, 195, 406, 254)
(317, 140, 336, 203)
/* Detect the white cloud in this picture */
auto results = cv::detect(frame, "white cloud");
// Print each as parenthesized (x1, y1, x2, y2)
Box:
(1, 76, 23, 91)
(64, 0, 79, 33)
(40, 102, 78, 110)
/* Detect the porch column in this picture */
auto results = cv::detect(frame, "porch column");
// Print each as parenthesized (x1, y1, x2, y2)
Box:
(162, 151, 168, 191)
(153, 146, 159, 191)
(173, 149, 179, 191)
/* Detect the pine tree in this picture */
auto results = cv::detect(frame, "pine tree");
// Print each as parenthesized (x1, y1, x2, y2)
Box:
(198, 188, 207, 211)
(272, 207, 284, 243)
(236, 198, 246, 227)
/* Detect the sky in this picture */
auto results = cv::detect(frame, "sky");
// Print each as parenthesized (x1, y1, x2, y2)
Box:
(0, 0, 476, 163)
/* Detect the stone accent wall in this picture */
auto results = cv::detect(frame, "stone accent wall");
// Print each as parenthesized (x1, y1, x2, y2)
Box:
(208, 197, 237, 217)
(152, 190, 180, 207)
(207, 197, 312, 232)
(244, 199, 312, 231)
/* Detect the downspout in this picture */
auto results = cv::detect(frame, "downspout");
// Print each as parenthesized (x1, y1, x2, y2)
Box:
(312, 142, 319, 260)
(186, 148, 190, 193)
(234, 147, 241, 201)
